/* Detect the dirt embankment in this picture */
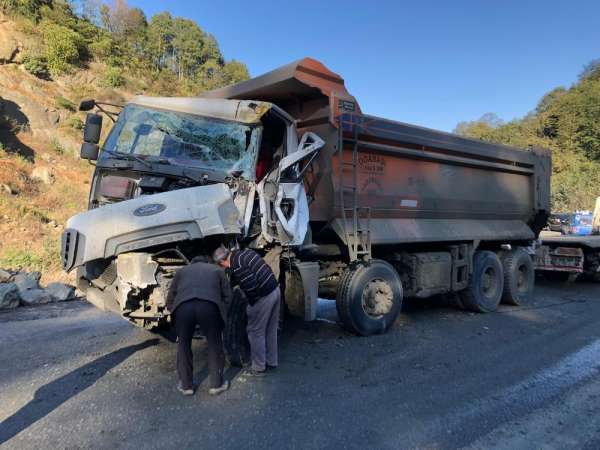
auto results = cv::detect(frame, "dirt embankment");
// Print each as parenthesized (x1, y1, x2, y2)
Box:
(0, 14, 132, 284)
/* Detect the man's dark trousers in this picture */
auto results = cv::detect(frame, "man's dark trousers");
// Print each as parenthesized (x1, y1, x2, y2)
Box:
(174, 299, 224, 390)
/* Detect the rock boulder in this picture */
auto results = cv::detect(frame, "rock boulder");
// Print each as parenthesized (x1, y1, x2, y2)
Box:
(0, 36, 20, 64)
(0, 268, 14, 283)
(46, 282, 76, 302)
(0, 283, 20, 310)
(31, 167, 55, 185)
(13, 271, 41, 292)
(20, 288, 53, 306)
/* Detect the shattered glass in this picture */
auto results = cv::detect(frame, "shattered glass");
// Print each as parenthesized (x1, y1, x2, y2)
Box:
(101, 104, 260, 178)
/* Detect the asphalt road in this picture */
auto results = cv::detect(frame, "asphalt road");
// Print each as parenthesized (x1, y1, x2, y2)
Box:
(1, 279, 600, 449)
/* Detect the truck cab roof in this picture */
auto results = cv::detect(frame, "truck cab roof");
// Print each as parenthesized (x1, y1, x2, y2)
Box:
(128, 95, 294, 125)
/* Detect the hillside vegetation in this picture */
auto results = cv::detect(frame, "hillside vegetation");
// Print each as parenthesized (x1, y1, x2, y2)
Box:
(0, 0, 250, 282)
(455, 61, 600, 212)
(0, 0, 249, 92)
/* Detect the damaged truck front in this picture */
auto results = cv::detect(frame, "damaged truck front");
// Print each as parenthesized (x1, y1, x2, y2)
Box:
(62, 95, 323, 329)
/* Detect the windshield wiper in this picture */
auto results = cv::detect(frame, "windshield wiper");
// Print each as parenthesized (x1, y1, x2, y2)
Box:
(102, 150, 153, 169)
(137, 157, 210, 184)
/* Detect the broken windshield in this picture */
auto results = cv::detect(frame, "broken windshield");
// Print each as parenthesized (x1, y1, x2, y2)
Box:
(100, 104, 260, 178)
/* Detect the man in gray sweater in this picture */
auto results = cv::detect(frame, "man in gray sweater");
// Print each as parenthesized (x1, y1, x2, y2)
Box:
(213, 246, 280, 378)
(166, 256, 232, 396)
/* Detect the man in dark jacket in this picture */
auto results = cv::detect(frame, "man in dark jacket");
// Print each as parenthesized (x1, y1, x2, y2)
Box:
(213, 246, 280, 377)
(166, 256, 232, 396)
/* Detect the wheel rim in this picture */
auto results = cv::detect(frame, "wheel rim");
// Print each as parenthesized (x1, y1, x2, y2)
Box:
(481, 266, 500, 298)
(361, 279, 394, 318)
(516, 264, 530, 293)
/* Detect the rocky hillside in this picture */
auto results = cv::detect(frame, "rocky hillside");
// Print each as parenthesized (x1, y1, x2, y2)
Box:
(0, 1, 248, 284)
(0, 13, 97, 283)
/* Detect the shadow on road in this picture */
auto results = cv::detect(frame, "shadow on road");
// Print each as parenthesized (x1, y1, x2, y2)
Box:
(0, 338, 159, 444)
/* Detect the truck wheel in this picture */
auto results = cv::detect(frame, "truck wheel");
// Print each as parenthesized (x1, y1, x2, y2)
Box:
(501, 248, 534, 305)
(336, 260, 403, 336)
(459, 251, 503, 313)
(224, 288, 251, 367)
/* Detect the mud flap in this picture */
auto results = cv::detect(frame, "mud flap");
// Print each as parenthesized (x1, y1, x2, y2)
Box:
(295, 262, 319, 321)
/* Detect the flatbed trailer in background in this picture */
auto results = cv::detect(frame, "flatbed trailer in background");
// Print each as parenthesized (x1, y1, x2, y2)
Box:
(536, 233, 600, 281)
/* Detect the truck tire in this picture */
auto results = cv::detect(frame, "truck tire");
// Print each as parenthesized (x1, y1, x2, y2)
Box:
(336, 260, 403, 336)
(223, 287, 251, 367)
(501, 248, 534, 305)
(459, 251, 503, 313)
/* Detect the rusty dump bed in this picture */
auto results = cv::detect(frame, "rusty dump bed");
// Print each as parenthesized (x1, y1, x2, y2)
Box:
(204, 58, 552, 245)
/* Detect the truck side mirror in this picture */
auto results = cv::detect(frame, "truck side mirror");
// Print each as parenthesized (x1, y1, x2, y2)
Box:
(84, 113, 102, 144)
(81, 113, 103, 161)
(79, 99, 96, 111)
(80, 142, 99, 161)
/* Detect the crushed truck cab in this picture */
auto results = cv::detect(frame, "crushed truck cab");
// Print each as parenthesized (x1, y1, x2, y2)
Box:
(63, 95, 323, 329)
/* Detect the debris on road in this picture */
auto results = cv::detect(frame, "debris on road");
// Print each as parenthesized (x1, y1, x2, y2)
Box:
(0, 268, 12, 282)
(0, 268, 76, 309)
(19, 288, 54, 306)
(13, 271, 41, 293)
(45, 282, 75, 302)
(0, 282, 20, 309)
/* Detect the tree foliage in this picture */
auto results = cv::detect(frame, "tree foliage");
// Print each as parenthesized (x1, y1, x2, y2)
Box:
(0, 0, 52, 20)
(455, 62, 600, 212)
(22, 53, 50, 78)
(42, 21, 85, 74)
(102, 66, 124, 87)
(3, 0, 249, 92)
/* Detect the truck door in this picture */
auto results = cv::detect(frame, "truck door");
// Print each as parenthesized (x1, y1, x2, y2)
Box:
(257, 132, 324, 245)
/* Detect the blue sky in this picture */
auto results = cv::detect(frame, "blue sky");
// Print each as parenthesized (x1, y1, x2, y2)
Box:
(129, 0, 600, 131)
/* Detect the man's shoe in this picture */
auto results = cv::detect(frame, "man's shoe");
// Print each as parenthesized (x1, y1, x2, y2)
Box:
(177, 382, 194, 396)
(266, 364, 278, 371)
(242, 368, 266, 378)
(208, 380, 230, 396)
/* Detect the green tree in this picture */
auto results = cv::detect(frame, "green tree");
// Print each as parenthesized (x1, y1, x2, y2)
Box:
(147, 12, 174, 72)
(0, 0, 52, 21)
(172, 18, 206, 81)
(222, 59, 250, 85)
(579, 59, 600, 81)
(22, 53, 50, 78)
(102, 66, 124, 87)
(42, 21, 85, 74)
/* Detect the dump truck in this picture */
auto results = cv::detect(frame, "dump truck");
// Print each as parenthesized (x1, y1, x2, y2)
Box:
(62, 57, 552, 344)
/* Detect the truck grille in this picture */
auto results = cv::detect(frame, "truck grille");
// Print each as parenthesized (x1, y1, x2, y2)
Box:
(61, 229, 79, 272)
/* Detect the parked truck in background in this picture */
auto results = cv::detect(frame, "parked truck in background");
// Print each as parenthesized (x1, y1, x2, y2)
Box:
(535, 197, 600, 281)
(62, 58, 552, 346)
